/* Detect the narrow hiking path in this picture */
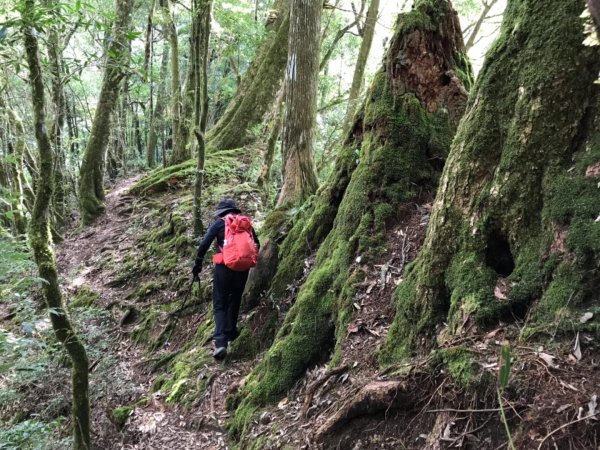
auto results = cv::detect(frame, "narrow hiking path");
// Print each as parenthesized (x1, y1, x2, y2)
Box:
(56, 175, 251, 449)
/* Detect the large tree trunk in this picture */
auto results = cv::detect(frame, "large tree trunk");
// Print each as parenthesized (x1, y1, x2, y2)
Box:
(147, 40, 170, 168)
(276, 0, 322, 207)
(232, 0, 470, 434)
(205, 0, 290, 151)
(382, 0, 600, 362)
(21, 2, 90, 448)
(78, 0, 133, 224)
(343, 0, 380, 128)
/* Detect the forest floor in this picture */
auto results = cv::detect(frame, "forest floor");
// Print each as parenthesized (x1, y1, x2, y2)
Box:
(4, 168, 597, 450)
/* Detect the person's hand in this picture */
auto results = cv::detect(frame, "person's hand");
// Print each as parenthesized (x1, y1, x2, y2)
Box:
(192, 263, 201, 281)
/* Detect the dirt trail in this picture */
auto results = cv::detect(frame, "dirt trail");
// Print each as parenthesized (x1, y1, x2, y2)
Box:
(57, 175, 246, 449)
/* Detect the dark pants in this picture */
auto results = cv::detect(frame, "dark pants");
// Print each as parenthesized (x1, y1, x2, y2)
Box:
(213, 264, 249, 348)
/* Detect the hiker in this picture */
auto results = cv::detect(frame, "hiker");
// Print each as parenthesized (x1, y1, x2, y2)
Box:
(192, 199, 260, 360)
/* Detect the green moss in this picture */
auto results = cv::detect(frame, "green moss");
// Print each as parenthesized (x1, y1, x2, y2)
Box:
(227, 402, 257, 441)
(161, 347, 210, 405)
(439, 347, 476, 387)
(70, 287, 100, 308)
(127, 281, 162, 301)
(112, 406, 133, 429)
(228, 327, 260, 360)
(129, 150, 240, 196)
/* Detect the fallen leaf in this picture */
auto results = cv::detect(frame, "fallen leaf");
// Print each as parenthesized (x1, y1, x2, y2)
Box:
(494, 285, 508, 301)
(588, 394, 597, 417)
(347, 323, 359, 334)
(580, 312, 594, 323)
(353, 302, 361, 310)
(277, 397, 288, 409)
(539, 352, 559, 368)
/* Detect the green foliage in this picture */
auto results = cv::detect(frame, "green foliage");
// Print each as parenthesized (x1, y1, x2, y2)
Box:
(0, 418, 65, 450)
(111, 406, 133, 429)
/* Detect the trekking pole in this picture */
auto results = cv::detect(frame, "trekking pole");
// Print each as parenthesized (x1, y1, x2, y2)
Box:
(164, 278, 196, 346)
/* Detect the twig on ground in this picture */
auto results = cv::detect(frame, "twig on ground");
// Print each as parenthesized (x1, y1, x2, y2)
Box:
(427, 407, 501, 413)
(536, 412, 600, 450)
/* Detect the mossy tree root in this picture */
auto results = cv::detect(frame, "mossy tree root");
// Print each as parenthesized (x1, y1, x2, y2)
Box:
(382, 0, 600, 364)
(231, 0, 471, 437)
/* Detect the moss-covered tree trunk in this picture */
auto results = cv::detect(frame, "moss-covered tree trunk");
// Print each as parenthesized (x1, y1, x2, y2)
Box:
(205, 0, 290, 151)
(46, 4, 68, 230)
(232, 0, 470, 437)
(193, 0, 212, 237)
(382, 0, 600, 362)
(78, 0, 133, 224)
(147, 40, 170, 168)
(21, 2, 90, 448)
(276, 0, 322, 207)
(256, 87, 284, 193)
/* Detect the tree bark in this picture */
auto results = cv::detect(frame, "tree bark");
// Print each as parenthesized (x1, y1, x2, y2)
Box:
(275, 0, 322, 207)
(206, 0, 290, 151)
(78, 0, 133, 224)
(343, 0, 380, 128)
(233, 0, 470, 426)
(21, 2, 90, 448)
(147, 41, 170, 168)
(160, 0, 183, 165)
(256, 87, 285, 193)
(383, 0, 600, 362)
(193, 0, 212, 237)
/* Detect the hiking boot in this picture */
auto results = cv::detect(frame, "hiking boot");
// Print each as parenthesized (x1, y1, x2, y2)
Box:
(213, 346, 227, 360)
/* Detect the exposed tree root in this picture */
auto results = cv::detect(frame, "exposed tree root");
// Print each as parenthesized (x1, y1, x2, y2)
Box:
(315, 380, 412, 441)
(301, 364, 348, 419)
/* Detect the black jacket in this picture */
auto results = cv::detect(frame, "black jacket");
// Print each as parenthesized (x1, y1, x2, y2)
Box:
(195, 218, 260, 265)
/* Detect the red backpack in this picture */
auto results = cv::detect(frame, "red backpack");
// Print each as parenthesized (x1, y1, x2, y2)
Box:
(214, 214, 258, 271)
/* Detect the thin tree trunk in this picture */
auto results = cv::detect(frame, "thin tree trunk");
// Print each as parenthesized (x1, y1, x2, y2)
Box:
(160, 0, 183, 165)
(21, 2, 90, 448)
(276, 0, 322, 207)
(464, 0, 497, 51)
(1, 96, 30, 234)
(193, 0, 212, 237)
(343, 0, 380, 128)
(147, 41, 170, 168)
(78, 0, 133, 224)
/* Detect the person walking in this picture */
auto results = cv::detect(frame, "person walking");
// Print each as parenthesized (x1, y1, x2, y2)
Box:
(192, 199, 259, 360)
